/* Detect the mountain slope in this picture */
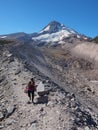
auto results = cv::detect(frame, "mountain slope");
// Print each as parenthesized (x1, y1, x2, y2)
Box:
(0, 32, 33, 42)
(32, 21, 88, 44)
(0, 38, 98, 130)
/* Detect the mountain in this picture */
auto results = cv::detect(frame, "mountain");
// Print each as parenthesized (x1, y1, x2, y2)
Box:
(0, 22, 98, 130)
(0, 32, 32, 42)
(0, 21, 90, 45)
(32, 21, 89, 44)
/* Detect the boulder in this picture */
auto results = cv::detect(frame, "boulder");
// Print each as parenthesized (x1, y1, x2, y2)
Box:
(84, 126, 90, 130)
(0, 125, 4, 129)
(15, 69, 21, 75)
(28, 123, 36, 130)
(6, 105, 16, 118)
(37, 81, 45, 96)
(37, 81, 50, 96)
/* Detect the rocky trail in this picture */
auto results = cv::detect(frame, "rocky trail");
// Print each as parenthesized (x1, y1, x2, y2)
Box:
(0, 45, 98, 130)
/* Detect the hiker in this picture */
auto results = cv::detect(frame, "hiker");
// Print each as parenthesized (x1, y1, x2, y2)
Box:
(26, 78, 36, 103)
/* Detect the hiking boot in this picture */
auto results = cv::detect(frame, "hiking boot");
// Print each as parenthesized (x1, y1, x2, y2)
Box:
(27, 101, 31, 104)
(32, 101, 36, 105)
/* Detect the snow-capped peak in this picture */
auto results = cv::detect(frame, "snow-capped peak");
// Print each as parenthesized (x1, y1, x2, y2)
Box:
(32, 21, 82, 43)
(39, 21, 63, 34)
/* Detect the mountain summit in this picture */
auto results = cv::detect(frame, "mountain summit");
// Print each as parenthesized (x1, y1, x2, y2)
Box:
(32, 21, 88, 43)
(39, 21, 78, 34)
(39, 21, 66, 34)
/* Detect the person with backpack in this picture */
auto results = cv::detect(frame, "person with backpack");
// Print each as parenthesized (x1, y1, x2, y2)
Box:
(25, 78, 36, 103)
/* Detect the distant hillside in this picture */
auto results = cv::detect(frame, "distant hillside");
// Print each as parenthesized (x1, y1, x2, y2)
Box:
(92, 36, 98, 43)
(0, 39, 14, 44)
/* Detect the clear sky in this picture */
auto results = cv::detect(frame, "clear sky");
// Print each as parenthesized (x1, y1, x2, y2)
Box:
(0, 0, 98, 38)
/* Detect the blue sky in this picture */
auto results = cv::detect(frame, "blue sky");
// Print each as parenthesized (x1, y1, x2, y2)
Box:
(0, 0, 98, 38)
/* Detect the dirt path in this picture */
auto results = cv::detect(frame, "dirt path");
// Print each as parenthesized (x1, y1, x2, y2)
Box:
(5, 58, 38, 130)
(4, 58, 65, 130)
(4, 57, 75, 130)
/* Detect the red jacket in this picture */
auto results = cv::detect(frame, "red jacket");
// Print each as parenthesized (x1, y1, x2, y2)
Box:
(27, 84, 35, 92)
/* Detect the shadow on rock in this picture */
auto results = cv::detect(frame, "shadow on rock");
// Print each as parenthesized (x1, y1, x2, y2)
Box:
(36, 95, 48, 104)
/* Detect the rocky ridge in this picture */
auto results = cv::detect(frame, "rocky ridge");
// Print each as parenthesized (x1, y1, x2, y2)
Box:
(0, 43, 98, 130)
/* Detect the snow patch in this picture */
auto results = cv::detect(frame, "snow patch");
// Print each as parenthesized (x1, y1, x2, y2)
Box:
(32, 30, 70, 42)
(70, 30, 76, 34)
(40, 25, 50, 33)
(1, 36, 7, 38)
(77, 35, 80, 38)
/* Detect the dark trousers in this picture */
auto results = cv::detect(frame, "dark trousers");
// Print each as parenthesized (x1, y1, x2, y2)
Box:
(28, 90, 34, 102)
